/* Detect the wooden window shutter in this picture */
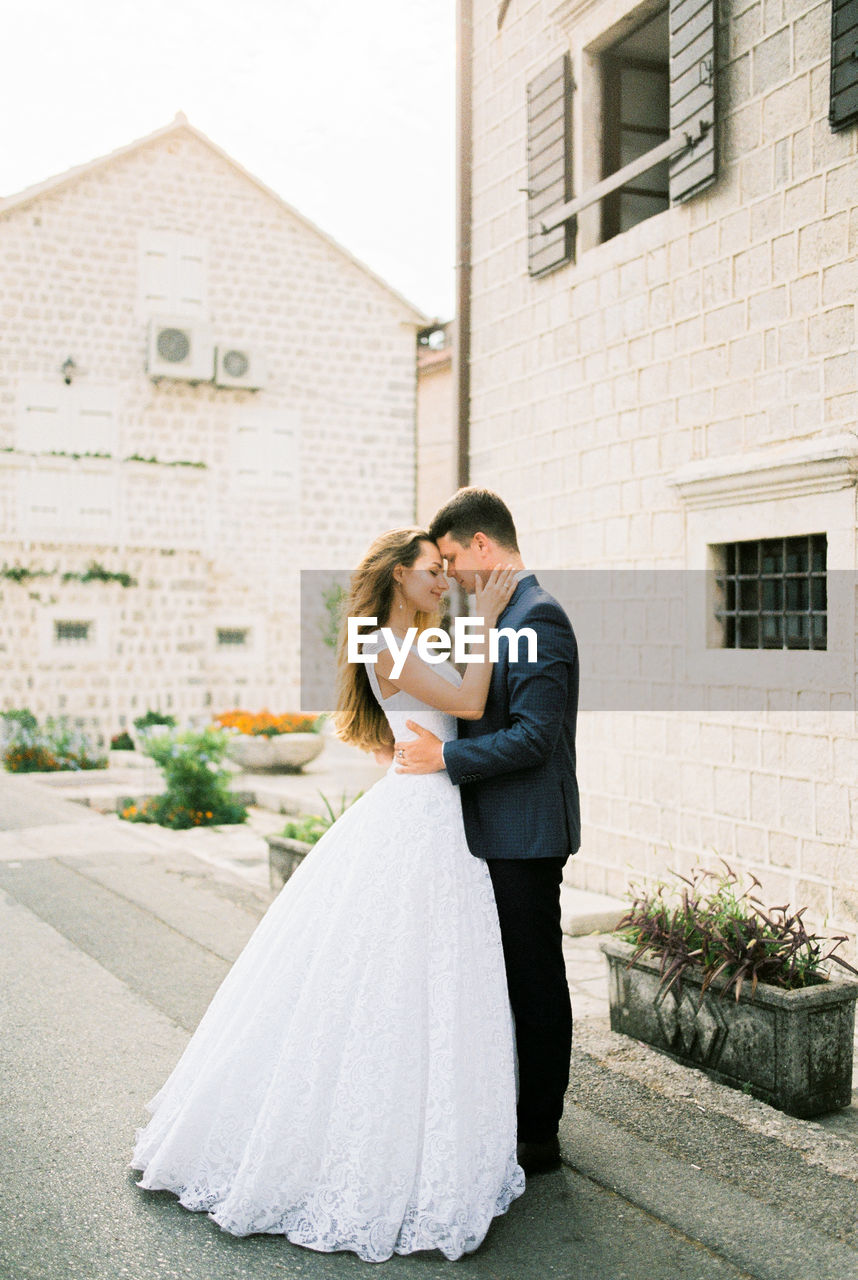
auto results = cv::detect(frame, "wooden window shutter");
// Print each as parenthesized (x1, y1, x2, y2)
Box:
(175, 236, 208, 313)
(71, 387, 116, 454)
(669, 0, 717, 203)
(139, 232, 208, 315)
(18, 385, 66, 452)
(526, 54, 573, 277)
(140, 232, 174, 310)
(269, 417, 299, 483)
(232, 414, 299, 488)
(830, 0, 858, 131)
(234, 423, 263, 482)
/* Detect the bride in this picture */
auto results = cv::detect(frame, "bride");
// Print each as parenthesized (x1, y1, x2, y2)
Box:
(130, 528, 525, 1262)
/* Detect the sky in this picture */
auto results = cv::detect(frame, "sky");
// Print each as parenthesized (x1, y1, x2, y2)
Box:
(1, 0, 456, 320)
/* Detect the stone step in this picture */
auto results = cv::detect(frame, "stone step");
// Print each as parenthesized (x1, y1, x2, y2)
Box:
(561, 883, 627, 936)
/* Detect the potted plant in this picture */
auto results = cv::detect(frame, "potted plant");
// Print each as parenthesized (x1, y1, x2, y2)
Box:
(214, 709, 326, 773)
(266, 791, 362, 890)
(601, 861, 858, 1118)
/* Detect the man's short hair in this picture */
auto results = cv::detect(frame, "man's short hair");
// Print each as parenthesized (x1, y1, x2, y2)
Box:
(428, 487, 519, 553)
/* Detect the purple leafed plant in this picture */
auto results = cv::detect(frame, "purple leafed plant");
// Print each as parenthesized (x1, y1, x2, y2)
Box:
(617, 859, 858, 1003)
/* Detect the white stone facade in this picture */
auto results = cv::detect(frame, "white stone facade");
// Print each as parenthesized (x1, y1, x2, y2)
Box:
(0, 119, 424, 740)
(416, 322, 456, 527)
(467, 0, 858, 948)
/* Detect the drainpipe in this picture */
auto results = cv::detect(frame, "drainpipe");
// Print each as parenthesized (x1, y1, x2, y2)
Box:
(455, 0, 473, 489)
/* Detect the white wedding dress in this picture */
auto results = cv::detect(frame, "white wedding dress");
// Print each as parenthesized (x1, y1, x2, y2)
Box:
(130, 634, 525, 1262)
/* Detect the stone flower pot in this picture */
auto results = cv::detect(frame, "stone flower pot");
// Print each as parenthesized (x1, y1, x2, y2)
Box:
(225, 732, 325, 773)
(266, 834, 313, 892)
(601, 935, 858, 1118)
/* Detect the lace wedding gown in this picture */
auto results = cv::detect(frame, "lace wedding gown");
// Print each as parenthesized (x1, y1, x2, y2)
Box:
(130, 635, 525, 1262)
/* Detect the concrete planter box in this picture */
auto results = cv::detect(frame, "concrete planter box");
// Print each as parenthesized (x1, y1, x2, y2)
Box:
(601, 935, 858, 1118)
(266, 834, 313, 891)
(225, 733, 325, 773)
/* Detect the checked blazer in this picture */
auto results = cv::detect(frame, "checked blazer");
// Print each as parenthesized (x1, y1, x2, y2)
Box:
(442, 573, 580, 861)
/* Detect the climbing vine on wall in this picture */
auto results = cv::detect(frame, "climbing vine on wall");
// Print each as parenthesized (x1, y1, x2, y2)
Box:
(0, 560, 138, 588)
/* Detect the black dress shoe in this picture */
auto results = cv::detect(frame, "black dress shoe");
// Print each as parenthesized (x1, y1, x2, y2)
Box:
(517, 1136, 561, 1175)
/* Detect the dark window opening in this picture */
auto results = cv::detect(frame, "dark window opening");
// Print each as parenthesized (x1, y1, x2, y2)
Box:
(217, 627, 250, 647)
(713, 535, 827, 650)
(601, 8, 670, 242)
(55, 620, 92, 645)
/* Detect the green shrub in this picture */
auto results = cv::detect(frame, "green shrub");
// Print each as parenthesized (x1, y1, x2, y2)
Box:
(121, 726, 247, 829)
(2, 713, 107, 772)
(1, 708, 38, 734)
(110, 730, 135, 751)
(133, 709, 177, 732)
(277, 791, 363, 845)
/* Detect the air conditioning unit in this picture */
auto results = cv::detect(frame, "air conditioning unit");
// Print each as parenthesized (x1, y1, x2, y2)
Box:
(214, 344, 266, 390)
(146, 318, 215, 383)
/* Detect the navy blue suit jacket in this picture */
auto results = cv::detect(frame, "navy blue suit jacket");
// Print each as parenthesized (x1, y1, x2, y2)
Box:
(443, 573, 580, 861)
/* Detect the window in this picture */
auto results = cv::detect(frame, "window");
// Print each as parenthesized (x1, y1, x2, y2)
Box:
(829, 0, 858, 132)
(713, 535, 827, 651)
(17, 384, 116, 455)
(211, 614, 264, 664)
(528, 0, 717, 270)
(232, 411, 299, 489)
(217, 627, 250, 647)
(600, 10, 670, 242)
(18, 466, 117, 540)
(55, 620, 93, 646)
(139, 231, 208, 317)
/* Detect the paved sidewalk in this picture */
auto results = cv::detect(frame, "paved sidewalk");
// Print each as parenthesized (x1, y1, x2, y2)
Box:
(1, 765, 857, 1280)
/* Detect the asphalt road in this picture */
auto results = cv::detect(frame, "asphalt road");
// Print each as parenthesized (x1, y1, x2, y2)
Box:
(0, 785, 856, 1280)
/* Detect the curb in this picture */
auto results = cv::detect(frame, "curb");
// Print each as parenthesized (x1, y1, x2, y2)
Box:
(569, 1019, 858, 1182)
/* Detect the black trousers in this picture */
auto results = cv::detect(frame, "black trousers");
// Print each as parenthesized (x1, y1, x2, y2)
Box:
(487, 857, 572, 1143)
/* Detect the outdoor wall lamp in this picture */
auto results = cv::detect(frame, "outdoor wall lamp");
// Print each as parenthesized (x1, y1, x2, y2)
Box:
(61, 357, 77, 385)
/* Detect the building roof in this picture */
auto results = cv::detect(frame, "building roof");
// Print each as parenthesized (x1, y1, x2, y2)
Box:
(0, 113, 427, 324)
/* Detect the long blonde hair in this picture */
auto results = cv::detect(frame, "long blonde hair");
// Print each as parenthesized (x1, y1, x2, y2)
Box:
(334, 528, 441, 751)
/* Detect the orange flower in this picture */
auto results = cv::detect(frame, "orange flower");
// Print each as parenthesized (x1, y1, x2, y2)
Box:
(212, 708, 319, 736)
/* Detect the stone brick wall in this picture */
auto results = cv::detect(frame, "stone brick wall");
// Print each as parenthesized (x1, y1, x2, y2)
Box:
(0, 124, 422, 742)
(416, 324, 456, 526)
(468, 0, 858, 948)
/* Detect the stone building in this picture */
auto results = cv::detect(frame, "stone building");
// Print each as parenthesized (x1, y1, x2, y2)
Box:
(416, 320, 456, 526)
(0, 115, 425, 741)
(460, 0, 858, 945)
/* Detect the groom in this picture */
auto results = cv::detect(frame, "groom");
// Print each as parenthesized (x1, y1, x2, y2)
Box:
(394, 487, 580, 1176)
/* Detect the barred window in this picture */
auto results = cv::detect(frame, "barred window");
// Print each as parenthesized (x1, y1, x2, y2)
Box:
(55, 620, 92, 645)
(217, 627, 249, 647)
(713, 535, 827, 650)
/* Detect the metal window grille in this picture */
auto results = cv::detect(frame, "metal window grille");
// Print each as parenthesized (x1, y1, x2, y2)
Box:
(55, 620, 92, 645)
(217, 627, 249, 647)
(714, 535, 827, 650)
